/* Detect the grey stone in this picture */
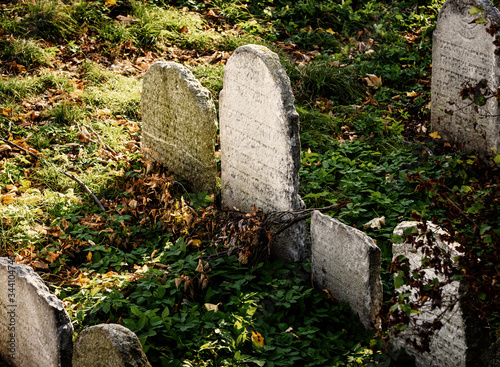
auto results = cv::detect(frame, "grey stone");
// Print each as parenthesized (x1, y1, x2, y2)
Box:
(310, 211, 383, 329)
(431, 0, 500, 158)
(0, 257, 73, 367)
(489, 338, 500, 367)
(220, 44, 308, 261)
(142, 61, 218, 192)
(73, 324, 152, 367)
(392, 221, 490, 367)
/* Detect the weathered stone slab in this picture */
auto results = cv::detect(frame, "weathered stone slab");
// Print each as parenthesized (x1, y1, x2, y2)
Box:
(0, 257, 73, 367)
(489, 338, 500, 367)
(392, 221, 490, 367)
(73, 324, 152, 367)
(310, 211, 382, 329)
(431, 0, 500, 158)
(142, 61, 218, 192)
(220, 44, 308, 261)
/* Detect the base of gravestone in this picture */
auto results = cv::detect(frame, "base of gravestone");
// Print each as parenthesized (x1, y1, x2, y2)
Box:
(270, 220, 310, 262)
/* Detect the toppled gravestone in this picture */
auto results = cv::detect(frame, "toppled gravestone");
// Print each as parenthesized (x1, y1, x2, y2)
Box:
(431, 0, 500, 158)
(142, 61, 218, 192)
(0, 257, 73, 367)
(391, 221, 490, 367)
(73, 324, 152, 367)
(310, 211, 383, 329)
(219, 44, 309, 261)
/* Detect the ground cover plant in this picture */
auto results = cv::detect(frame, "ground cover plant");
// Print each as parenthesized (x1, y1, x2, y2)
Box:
(0, 0, 499, 365)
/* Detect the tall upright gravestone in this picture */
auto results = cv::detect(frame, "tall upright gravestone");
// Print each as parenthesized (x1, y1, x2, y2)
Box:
(0, 257, 73, 367)
(220, 44, 309, 261)
(142, 62, 218, 192)
(431, 0, 500, 158)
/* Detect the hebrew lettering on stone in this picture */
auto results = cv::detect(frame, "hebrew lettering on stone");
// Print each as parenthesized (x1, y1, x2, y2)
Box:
(431, 0, 500, 158)
(391, 222, 490, 367)
(219, 44, 309, 262)
(310, 211, 382, 329)
(142, 61, 218, 193)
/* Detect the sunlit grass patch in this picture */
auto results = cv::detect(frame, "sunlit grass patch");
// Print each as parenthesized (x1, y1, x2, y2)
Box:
(0, 187, 46, 252)
(192, 64, 224, 102)
(0, 38, 58, 68)
(0, 71, 74, 105)
(24, 0, 78, 41)
(81, 60, 116, 86)
(83, 74, 141, 119)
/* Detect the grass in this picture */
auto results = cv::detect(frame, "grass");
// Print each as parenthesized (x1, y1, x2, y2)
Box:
(0, 0, 498, 365)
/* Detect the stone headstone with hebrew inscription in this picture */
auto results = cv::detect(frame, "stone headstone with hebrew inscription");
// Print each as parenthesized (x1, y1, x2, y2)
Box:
(391, 222, 490, 367)
(220, 44, 309, 261)
(310, 211, 383, 329)
(0, 257, 73, 367)
(142, 61, 218, 192)
(431, 0, 500, 158)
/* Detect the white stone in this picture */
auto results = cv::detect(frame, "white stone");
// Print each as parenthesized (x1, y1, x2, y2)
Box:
(431, 0, 500, 158)
(220, 44, 308, 261)
(310, 211, 382, 329)
(392, 221, 489, 367)
(0, 257, 73, 367)
(73, 324, 152, 367)
(142, 61, 218, 192)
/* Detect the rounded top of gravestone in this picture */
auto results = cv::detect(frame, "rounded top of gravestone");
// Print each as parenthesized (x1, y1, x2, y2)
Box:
(229, 44, 297, 114)
(0, 257, 67, 312)
(141, 61, 218, 192)
(73, 324, 152, 367)
(145, 61, 218, 123)
(438, 0, 500, 26)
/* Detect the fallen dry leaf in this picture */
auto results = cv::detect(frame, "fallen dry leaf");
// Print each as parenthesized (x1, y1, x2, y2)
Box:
(204, 303, 221, 312)
(1, 194, 16, 205)
(429, 131, 441, 139)
(251, 331, 265, 347)
(363, 216, 386, 229)
(32, 260, 49, 270)
(363, 74, 382, 89)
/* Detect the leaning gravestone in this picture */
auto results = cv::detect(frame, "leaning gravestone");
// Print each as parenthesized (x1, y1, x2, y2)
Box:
(310, 211, 383, 329)
(431, 0, 500, 158)
(392, 222, 490, 367)
(73, 324, 152, 367)
(142, 61, 218, 192)
(0, 257, 73, 367)
(220, 44, 308, 261)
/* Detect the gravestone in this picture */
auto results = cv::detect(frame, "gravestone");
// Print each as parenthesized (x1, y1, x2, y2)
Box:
(73, 324, 152, 367)
(220, 44, 308, 261)
(310, 211, 383, 329)
(392, 222, 490, 367)
(0, 257, 73, 367)
(142, 61, 218, 192)
(431, 0, 500, 158)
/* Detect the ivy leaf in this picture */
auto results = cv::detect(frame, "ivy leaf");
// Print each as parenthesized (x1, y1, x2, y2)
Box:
(469, 6, 483, 15)
(474, 95, 486, 106)
(394, 272, 406, 289)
